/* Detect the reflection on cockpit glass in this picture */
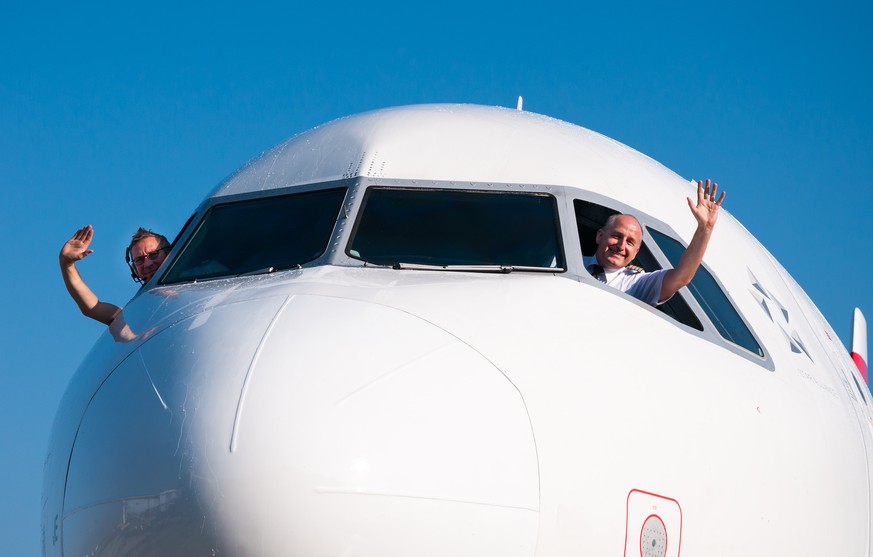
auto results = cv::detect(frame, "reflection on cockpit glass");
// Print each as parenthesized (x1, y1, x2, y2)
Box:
(348, 188, 564, 269)
(162, 187, 347, 284)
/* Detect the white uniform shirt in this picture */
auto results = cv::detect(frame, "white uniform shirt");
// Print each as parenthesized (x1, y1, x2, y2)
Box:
(583, 255, 670, 306)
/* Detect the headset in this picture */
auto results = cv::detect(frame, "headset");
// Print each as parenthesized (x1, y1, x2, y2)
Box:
(125, 230, 171, 284)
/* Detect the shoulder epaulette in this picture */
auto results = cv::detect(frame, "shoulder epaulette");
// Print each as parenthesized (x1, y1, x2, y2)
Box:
(626, 264, 645, 274)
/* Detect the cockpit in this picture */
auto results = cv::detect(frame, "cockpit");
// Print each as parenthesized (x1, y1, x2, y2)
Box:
(157, 178, 765, 363)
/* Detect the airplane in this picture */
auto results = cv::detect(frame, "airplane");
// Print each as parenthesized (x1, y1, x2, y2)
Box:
(42, 103, 872, 556)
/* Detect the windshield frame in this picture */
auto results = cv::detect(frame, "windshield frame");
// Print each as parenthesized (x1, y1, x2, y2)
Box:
(157, 179, 355, 285)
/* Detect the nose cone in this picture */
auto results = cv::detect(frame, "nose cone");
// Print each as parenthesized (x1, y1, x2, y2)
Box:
(62, 293, 539, 556)
(61, 294, 289, 555)
(203, 294, 539, 555)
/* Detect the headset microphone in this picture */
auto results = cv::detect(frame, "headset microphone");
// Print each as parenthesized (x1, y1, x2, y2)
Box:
(124, 245, 143, 283)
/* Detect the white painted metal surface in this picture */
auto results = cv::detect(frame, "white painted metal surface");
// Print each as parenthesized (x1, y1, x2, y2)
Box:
(43, 104, 873, 556)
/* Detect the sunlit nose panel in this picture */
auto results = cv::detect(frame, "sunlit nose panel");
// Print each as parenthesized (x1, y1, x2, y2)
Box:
(62, 295, 289, 556)
(200, 294, 540, 557)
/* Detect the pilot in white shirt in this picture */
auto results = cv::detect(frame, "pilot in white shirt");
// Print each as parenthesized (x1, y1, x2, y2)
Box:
(583, 254, 668, 306)
(587, 179, 725, 306)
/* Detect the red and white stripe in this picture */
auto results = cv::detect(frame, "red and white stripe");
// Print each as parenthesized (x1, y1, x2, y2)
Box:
(852, 308, 868, 383)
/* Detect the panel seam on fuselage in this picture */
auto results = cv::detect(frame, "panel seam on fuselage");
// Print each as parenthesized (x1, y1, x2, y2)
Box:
(229, 295, 294, 453)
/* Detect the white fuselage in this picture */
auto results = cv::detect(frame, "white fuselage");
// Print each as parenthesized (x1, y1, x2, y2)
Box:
(43, 105, 873, 556)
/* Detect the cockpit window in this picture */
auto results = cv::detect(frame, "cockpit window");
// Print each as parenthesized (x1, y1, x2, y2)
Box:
(647, 227, 763, 356)
(574, 199, 703, 331)
(161, 187, 347, 283)
(347, 188, 564, 270)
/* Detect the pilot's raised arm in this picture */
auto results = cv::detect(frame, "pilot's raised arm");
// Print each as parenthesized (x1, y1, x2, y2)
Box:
(59, 225, 122, 325)
(59, 225, 172, 325)
(586, 179, 725, 306)
(657, 179, 725, 303)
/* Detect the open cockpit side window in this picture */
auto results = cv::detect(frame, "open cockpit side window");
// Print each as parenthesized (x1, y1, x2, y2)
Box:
(574, 200, 703, 331)
(646, 227, 763, 356)
(347, 188, 565, 271)
(575, 199, 618, 259)
(160, 187, 348, 284)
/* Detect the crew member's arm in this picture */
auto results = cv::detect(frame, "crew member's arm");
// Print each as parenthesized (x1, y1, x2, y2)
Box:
(658, 179, 725, 303)
(59, 225, 121, 325)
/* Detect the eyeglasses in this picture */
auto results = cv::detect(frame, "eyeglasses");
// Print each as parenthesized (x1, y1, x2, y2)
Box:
(132, 246, 170, 267)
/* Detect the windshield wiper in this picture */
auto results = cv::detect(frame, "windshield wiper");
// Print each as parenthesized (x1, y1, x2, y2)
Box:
(393, 262, 512, 273)
(237, 263, 305, 277)
(391, 262, 564, 273)
(238, 266, 276, 277)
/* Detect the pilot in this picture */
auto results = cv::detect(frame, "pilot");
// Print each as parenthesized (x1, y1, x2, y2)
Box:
(584, 179, 725, 306)
(59, 225, 170, 325)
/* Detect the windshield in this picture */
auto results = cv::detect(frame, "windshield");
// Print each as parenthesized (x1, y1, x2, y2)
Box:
(162, 187, 347, 283)
(347, 188, 564, 269)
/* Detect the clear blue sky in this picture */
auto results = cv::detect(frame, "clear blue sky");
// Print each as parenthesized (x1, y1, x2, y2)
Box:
(2, 1, 870, 555)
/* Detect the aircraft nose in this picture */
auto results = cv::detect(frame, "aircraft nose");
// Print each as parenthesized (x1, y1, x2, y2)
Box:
(203, 294, 540, 555)
(61, 294, 291, 555)
(61, 293, 539, 556)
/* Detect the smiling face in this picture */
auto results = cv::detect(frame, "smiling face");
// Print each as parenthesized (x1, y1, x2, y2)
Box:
(130, 236, 169, 283)
(594, 214, 643, 271)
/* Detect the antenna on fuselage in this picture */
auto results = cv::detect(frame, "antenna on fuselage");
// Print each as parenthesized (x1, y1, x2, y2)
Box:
(516, 96, 523, 111)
